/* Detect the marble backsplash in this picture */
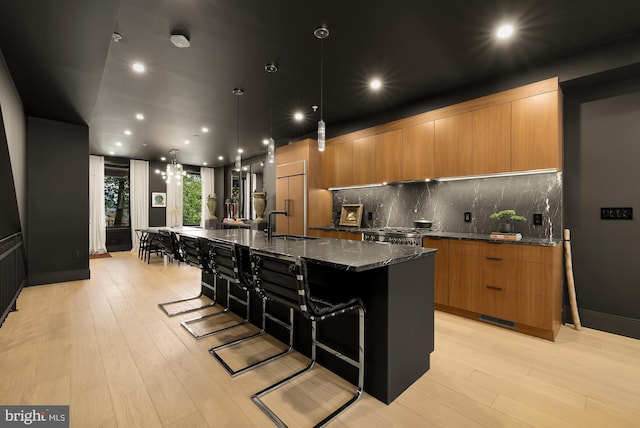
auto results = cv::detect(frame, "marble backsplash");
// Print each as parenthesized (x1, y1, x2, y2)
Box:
(332, 171, 563, 240)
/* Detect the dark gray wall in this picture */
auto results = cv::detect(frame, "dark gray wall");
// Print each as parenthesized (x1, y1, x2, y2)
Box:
(564, 77, 640, 338)
(148, 161, 166, 227)
(26, 117, 89, 285)
(0, 108, 20, 239)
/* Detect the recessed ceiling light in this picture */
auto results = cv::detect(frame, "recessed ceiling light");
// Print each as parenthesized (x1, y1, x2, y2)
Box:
(496, 24, 514, 40)
(370, 79, 382, 90)
(170, 33, 191, 48)
(260, 162, 264, 167)
(218, 156, 224, 160)
(135, 113, 144, 120)
(132, 62, 145, 73)
(262, 139, 269, 145)
(184, 139, 190, 145)
(294, 112, 304, 121)
(237, 148, 243, 154)
(203, 162, 207, 166)
(124, 130, 132, 135)
(201, 127, 209, 133)
(115, 141, 122, 146)
(242, 166, 248, 171)
(109, 151, 115, 155)
(161, 157, 166, 161)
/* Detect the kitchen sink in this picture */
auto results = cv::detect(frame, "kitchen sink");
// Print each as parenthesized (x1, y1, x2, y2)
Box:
(271, 234, 317, 241)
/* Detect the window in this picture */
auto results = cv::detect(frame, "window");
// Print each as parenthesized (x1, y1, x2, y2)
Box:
(104, 167, 130, 228)
(183, 173, 202, 226)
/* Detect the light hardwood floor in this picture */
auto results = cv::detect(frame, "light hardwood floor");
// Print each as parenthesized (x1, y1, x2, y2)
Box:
(1, 251, 639, 427)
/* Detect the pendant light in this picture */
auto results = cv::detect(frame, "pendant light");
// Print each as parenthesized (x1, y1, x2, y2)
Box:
(314, 26, 329, 152)
(233, 88, 244, 170)
(265, 63, 277, 163)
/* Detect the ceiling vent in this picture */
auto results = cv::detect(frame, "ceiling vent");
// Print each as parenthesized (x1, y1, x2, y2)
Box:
(170, 33, 190, 48)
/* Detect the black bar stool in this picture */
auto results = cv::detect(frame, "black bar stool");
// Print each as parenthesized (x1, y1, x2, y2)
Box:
(249, 249, 365, 427)
(208, 240, 295, 376)
(157, 234, 217, 316)
(178, 238, 267, 343)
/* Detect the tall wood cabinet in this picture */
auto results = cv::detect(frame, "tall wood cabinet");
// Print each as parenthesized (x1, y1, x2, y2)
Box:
(275, 161, 305, 235)
(276, 139, 332, 233)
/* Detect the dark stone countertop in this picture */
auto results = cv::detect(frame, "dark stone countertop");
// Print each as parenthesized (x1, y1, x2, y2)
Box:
(175, 228, 436, 272)
(309, 226, 560, 247)
(310, 225, 370, 233)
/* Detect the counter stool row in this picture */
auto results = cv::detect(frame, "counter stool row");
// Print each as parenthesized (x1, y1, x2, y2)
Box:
(157, 232, 365, 427)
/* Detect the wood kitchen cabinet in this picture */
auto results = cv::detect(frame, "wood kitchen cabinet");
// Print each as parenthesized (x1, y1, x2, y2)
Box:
(352, 135, 376, 185)
(445, 239, 562, 341)
(375, 129, 403, 183)
(275, 161, 305, 235)
(511, 91, 561, 171)
(423, 237, 449, 306)
(276, 139, 332, 233)
(472, 103, 511, 175)
(403, 121, 435, 180)
(434, 112, 473, 178)
(322, 140, 353, 188)
(308, 229, 362, 240)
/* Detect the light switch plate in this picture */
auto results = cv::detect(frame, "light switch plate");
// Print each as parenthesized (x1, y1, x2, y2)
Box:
(464, 212, 471, 222)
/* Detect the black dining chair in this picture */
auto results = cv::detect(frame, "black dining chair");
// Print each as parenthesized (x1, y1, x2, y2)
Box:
(249, 249, 365, 427)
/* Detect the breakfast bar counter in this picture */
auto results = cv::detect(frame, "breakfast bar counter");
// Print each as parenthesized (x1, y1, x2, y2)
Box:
(178, 228, 436, 404)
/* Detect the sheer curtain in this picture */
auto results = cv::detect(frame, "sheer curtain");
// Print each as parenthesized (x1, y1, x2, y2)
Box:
(166, 178, 183, 228)
(89, 155, 107, 254)
(130, 159, 149, 251)
(201, 167, 215, 227)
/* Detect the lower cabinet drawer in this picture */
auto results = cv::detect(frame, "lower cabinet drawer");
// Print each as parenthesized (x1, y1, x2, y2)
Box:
(479, 286, 552, 330)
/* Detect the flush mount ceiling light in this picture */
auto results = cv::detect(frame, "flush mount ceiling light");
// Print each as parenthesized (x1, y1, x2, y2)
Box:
(294, 111, 304, 121)
(170, 33, 191, 48)
(124, 129, 132, 136)
(233, 88, 244, 171)
(131, 62, 145, 73)
(218, 155, 224, 161)
(201, 127, 209, 133)
(370, 78, 382, 90)
(156, 149, 187, 184)
(135, 113, 144, 120)
(314, 26, 329, 152)
(265, 63, 277, 163)
(184, 139, 190, 145)
(496, 24, 514, 40)
(115, 141, 122, 146)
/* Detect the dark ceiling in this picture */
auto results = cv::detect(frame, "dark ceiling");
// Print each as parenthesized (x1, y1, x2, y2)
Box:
(1, 0, 640, 168)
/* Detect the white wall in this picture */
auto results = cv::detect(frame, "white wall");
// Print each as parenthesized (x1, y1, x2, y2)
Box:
(0, 49, 27, 240)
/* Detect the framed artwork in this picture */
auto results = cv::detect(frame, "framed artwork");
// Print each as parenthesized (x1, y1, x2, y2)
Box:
(339, 204, 364, 227)
(152, 192, 166, 207)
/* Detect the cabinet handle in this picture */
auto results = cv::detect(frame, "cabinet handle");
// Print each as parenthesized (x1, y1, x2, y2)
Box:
(486, 256, 502, 261)
(486, 285, 503, 291)
(285, 199, 291, 216)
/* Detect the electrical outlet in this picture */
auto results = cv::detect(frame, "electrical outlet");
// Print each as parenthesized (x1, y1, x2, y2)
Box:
(533, 213, 543, 225)
(72, 249, 80, 259)
(464, 212, 471, 222)
(368, 212, 373, 221)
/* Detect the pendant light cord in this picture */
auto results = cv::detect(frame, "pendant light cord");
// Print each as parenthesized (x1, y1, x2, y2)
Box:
(320, 37, 324, 120)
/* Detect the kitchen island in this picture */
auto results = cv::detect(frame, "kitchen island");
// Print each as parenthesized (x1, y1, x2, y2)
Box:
(179, 228, 437, 404)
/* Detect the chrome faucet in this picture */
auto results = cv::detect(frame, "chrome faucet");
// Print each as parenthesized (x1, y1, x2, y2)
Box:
(267, 210, 288, 240)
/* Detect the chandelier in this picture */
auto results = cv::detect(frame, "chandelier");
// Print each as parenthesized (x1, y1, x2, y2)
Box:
(156, 149, 186, 184)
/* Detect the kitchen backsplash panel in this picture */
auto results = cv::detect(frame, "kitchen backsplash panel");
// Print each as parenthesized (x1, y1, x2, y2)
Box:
(332, 171, 562, 240)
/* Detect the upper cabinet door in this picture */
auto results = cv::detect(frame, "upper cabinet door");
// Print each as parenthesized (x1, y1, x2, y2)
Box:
(511, 91, 561, 171)
(403, 121, 435, 180)
(352, 135, 376, 185)
(472, 103, 511, 175)
(375, 129, 403, 183)
(434, 112, 473, 178)
(322, 141, 352, 188)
